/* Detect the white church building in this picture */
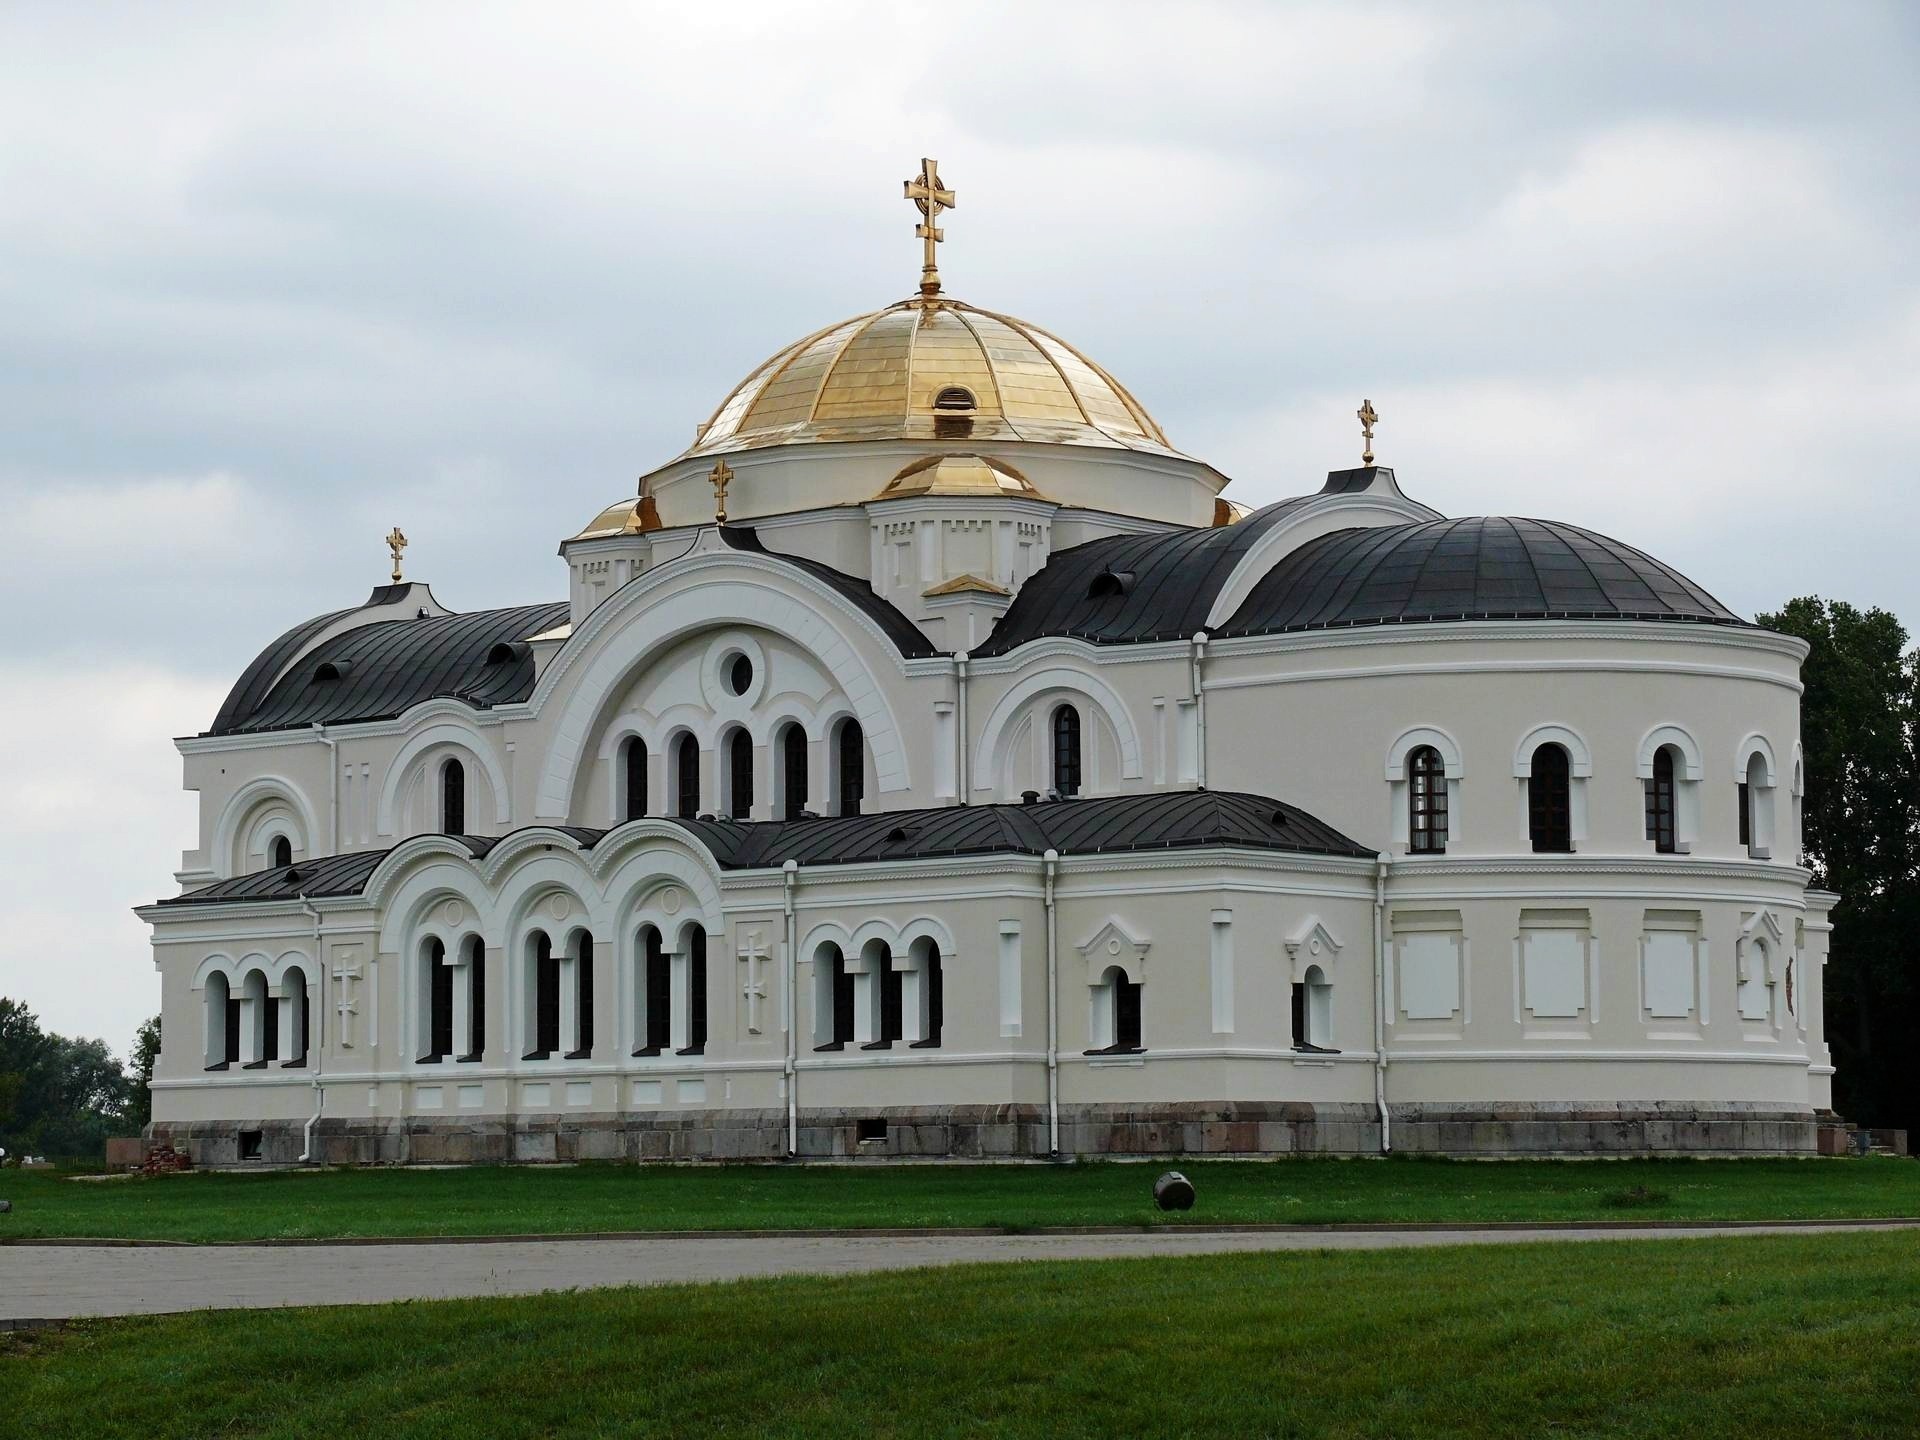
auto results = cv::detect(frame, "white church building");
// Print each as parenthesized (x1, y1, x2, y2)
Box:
(139, 163, 1834, 1165)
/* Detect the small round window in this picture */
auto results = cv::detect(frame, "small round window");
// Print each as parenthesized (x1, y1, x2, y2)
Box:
(726, 653, 754, 697)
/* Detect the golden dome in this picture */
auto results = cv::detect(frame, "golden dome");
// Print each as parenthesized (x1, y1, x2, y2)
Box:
(687, 297, 1176, 459)
(570, 494, 660, 541)
(879, 453, 1039, 500)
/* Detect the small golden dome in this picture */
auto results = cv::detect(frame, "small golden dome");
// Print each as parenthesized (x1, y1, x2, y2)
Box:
(688, 297, 1175, 460)
(879, 453, 1040, 500)
(570, 495, 660, 541)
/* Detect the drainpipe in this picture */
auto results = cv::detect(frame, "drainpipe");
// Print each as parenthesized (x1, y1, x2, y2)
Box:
(1188, 632, 1209, 788)
(1043, 848, 1060, 1156)
(1373, 853, 1391, 1154)
(954, 652, 970, 804)
(298, 896, 326, 1163)
(783, 859, 799, 1157)
(312, 722, 338, 852)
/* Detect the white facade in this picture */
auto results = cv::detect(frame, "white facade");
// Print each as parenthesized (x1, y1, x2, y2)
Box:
(140, 271, 1834, 1165)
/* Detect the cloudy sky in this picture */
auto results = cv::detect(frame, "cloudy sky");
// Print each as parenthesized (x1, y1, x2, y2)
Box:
(3, 1, 1916, 1053)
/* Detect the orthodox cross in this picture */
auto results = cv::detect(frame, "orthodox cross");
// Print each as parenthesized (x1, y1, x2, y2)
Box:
(737, 929, 771, 1034)
(709, 459, 734, 524)
(386, 527, 408, 583)
(903, 157, 956, 298)
(1357, 399, 1379, 467)
(332, 963, 361, 1049)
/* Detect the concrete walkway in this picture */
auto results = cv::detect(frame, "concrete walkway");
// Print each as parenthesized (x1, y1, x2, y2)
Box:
(5, 1221, 1912, 1322)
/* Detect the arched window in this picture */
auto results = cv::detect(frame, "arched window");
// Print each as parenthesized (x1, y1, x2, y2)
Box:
(1646, 746, 1678, 854)
(1407, 745, 1447, 854)
(727, 728, 754, 820)
(908, 938, 943, 1049)
(780, 723, 809, 820)
(205, 971, 234, 1070)
(269, 835, 293, 870)
(1051, 705, 1082, 798)
(1089, 965, 1142, 1054)
(441, 758, 466, 835)
(420, 937, 452, 1063)
(463, 936, 486, 1061)
(858, 941, 902, 1050)
(813, 943, 856, 1050)
(526, 931, 559, 1060)
(568, 930, 594, 1058)
(836, 720, 865, 817)
(674, 733, 700, 819)
(1528, 743, 1572, 853)
(635, 926, 670, 1056)
(1292, 965, 1335, 1051)
(281, 967, 309, 1066)
(621, 736, 648, 822)
(1741, 752, 1772, 857)
(239, 969, 272, 1067)
(682, 927, 708, 1055)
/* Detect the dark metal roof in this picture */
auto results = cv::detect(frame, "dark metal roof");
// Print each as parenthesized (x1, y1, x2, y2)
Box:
(158, 790, 1370, 905)
(206, 601, 366, 736)
(719, 527, 938, 657)
(208, 601, 571, 736)
(970, 498, 1316, 656)
(1216, 517, 1747, 636)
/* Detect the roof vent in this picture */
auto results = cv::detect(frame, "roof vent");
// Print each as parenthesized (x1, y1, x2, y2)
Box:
(932, 386, 977, 412)
(884, 825, 917, 844)
(1269, 808, 1289, 826)
(283, 865, 303, 884)
(1087, 570, 1134, 600)
(312, 661, 350, 684)
(1021, 790, 1040, 806)
(486, 641, 531, 666)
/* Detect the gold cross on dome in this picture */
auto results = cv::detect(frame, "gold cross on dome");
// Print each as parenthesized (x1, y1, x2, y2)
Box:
(1357, 399, 1379, 466)
(904, 157, 956, 298)
(386, 526, 408, 583)
(709, 459, 734, 524)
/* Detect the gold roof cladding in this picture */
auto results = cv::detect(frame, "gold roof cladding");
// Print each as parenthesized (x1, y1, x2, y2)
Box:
(686, 297, 1179, 461)
(879, 453, 1040, 500)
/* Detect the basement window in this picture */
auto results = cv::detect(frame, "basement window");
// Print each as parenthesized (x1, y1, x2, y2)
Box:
(238, 1129, 264, 1162)
(856, 1117, 889, 1143)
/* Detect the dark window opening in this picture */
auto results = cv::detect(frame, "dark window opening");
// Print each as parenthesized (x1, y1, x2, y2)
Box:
(270, 835, 293, 870)
(567, 931, 594, 1059)
(464, 942, 486, 1061)
(224, 996, 242, 1067)
(441, 758, 466, 835)
(675, 734, 701, 819)
(261, 992, 279, 1064)
(836, 720, 865, 816)
(1739, 781, 1752, 848)
(622, 736, 648, 822)
(781, 724, 808, 820)
(678, 928, 708, 1055)
(1528, 743, 1572, 854)
(1052, 705, 1082, 797)
(910, 951, 944, 1049)
(421, 938, 451, 1062)
(815, 947, 856, 1051)
(726, 653, 754, 696)
(636, 927, 671, 1056)
(1113, 974, 1142, 1052)
(863, 947, 902, 1050)
(727, 728, 753, 819)
(527, 932, 559, 1060)
(239, 1129, 263, 1162)
(1408, 745, 1447, 854)
(282, 970, 309, 1066)
(856, 1117, 889, 1142)
(1647, 746, 1678, 853)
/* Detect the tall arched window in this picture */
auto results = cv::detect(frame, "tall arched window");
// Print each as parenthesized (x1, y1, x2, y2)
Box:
(1407, 745, 1447, 854)
(635, 926, 671, 1056)
(269, 835, 293, 870)
(526, 931, 559, 1059)
(908, 938, 943, 1049)
(441, 758, 466, 835)
(1528, 743, 1572, 853)
(1742, 752, 1772, 857)
(727, 729, 754, 820)
(836, 720, 865, 817)
(859, 941, 902, 1050)
(282, 966, 309, 1066)
(1051, 705, 1082, 797)
(682, 926, 708, 1055)
(569, 930, 594, 1058)
(421, 937, 452, 1063)
(463, 936, 486, 1060)
(205, 971, 234, 1070)
(780, 724, 808, 820)
(1646, 746, 1678, 854)
(621, 736, 648, 822)
(674, 733, 701, 819)
(814, 943, 856, 1050)
(1089, 965, 1142, 1054)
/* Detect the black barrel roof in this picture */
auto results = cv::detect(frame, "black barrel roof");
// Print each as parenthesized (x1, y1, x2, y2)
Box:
(209, 601, 570, 736)
(157, 790, 1371, 906)
(1215, 516, 1746, 636)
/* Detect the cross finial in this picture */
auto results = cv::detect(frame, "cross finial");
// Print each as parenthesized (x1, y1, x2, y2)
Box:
(385, 526, 408, 583)
(1357, 399, 1379, 467)
(903, 157, 956, 298)
(709, 459, 734, 524)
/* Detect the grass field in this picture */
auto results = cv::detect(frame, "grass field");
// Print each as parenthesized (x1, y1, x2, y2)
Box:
(3, 1231, 1916, 1438)
(0, 1155, 1914, 1243)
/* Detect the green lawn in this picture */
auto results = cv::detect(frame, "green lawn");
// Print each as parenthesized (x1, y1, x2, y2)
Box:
(4, 1232, 1917, 1438)
(0, 1155, 1914, 1243)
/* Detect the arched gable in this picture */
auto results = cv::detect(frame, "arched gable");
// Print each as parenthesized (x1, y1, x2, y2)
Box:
(378, 721, 510, 838)
(974, 666, 1142, 796)
(1513, 723, 1593, 778)
(1204, 492, 1442, 628)
(212, 776, 320, 878)
(1637, 724, 1706, 781)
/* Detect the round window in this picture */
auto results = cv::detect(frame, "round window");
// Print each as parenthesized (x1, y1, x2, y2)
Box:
(726, 653, 754, 697)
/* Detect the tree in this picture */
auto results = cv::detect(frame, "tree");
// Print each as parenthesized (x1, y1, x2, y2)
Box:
(129, 1014, 161, 1131)
(1758, 597, 1920, 1137)
(0, 998, 137, 1160)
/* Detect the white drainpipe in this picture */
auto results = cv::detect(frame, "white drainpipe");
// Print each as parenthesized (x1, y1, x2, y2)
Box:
(1189, 632, 1209, 788)
(1373, 853, 1392, 1154)
(954, 652, 970, 803)
(312, 722, 338, 852)
(783, 859, 799, 1157)
(298, 896, 326, 1163)
(1043, 848, 1060, 1156)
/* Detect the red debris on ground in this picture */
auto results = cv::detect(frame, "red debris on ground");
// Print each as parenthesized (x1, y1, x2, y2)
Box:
(139, 1145, 193, 1175)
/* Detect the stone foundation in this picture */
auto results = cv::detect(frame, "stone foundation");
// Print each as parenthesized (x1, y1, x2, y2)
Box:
(151, 1098, 1816, 1168)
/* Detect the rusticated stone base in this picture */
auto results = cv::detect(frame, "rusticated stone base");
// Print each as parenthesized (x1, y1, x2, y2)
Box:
(150, 1098, 1815, 1169)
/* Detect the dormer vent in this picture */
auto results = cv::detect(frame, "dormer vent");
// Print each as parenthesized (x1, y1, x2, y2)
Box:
(312, 661, 350, 684)
(486, 641, 532, 666)
(1087, 570, 1134, 600)
(932, 386, 977, 412)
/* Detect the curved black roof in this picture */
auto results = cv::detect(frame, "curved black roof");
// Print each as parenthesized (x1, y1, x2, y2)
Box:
(719, 527, 937, 657)
(206, 600, 368, 736)
(158, 789, 1370, 905)
(1215, 517, 1745, 636)
(970, 498, 1315, 657)
(209, 601, 570, 736)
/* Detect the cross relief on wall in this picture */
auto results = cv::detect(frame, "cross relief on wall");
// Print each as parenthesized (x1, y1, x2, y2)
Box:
(737, 928, 772, 1034)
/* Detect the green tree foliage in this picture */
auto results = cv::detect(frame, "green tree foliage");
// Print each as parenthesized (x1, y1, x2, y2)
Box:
(0, 997, 139, 1160)
(128, 1014, 161, 1130)
(1758, 597, 1920, 1135)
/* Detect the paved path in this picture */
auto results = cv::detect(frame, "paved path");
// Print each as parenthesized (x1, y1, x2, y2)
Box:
(5, 1221, 1912, 1322)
